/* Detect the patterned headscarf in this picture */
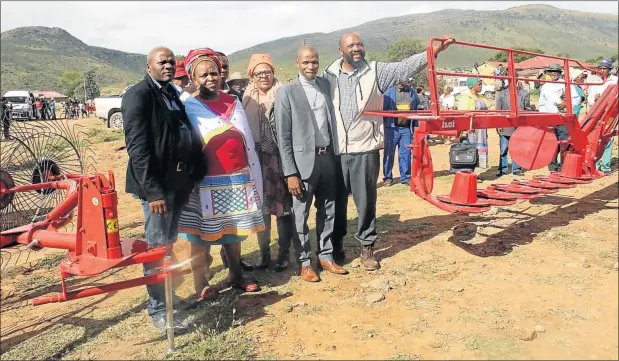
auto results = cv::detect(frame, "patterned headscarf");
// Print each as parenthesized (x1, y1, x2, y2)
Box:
(185, 48, 222, 80)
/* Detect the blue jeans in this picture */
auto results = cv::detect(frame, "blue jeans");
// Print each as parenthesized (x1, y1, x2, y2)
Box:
(499, 134, 520, 174)
(597, 136, 614, 172)
(139, 192, 187, 319)
(383, 126, 412, 183)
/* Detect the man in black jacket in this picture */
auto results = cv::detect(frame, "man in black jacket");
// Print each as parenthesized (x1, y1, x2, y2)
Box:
(122, 46, 206, 332)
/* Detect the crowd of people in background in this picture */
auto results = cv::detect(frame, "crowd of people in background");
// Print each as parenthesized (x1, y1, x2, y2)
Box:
(62, 98, 94, 119)
(380, 58, 618, 186)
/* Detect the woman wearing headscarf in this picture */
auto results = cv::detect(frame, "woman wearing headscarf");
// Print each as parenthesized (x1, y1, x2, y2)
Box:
(178, 48, 265, 299)
(457, 78, 489, 177)
(241, 53, 296, 271)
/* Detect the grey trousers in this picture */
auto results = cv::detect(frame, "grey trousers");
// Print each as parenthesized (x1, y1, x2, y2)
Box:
(292, 151, 337, 267)
(333, 151, 380, 249)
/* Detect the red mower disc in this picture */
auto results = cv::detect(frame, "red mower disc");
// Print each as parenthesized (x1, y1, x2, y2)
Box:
(509, 126, 558, 170)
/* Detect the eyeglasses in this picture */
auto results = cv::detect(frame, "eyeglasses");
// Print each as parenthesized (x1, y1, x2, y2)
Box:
(254, 70, 273, 78)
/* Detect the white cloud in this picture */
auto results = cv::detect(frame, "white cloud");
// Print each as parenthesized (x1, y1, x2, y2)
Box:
(1, 1, 617, 57)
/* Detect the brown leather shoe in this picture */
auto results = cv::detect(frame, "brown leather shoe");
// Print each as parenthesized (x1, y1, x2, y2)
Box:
(361, 245, 380, 271)
(300, 266, 320, 282)
(320, 260, 348, 275)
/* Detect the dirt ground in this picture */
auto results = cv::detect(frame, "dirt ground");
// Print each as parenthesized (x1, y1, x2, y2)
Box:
(1, 116, 618, 360)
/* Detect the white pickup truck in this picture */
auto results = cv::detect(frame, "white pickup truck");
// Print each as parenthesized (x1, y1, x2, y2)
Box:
(3, 90, 35, 120)
(94, 85, 132, 130)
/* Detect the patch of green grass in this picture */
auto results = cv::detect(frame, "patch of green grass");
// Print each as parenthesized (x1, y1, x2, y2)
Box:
(0, 323, 85, 360)
(599, 248, 618, 259)
(301, 305, 323, 315)
(390, 353, 422, 360)
(463, 334, 523, 360)
(15, 273, 59, 293)
(404, 316, 429, 335)
(36, 251, 67, 270)
(170, 327, 256, 361)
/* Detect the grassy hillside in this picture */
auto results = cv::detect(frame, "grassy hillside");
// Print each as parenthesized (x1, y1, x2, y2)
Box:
(1, 5, 617, 94)
(228, 4, 618, 76)
(1, 27, 145, 95)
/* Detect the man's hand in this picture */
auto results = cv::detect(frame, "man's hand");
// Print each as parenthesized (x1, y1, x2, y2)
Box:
(556, 102, 566, 111)
(433, 36, 456, 55)
(287, 176, 303, 200)
(149, 199, 167, 215)
(594, 94, 600, 102)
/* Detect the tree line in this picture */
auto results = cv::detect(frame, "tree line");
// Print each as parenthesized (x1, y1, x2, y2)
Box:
(57, 70, 101, 99)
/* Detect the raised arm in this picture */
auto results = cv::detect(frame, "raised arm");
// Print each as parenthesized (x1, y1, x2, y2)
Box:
(122, 88, 164, 202)
(376, 52, 428, 93)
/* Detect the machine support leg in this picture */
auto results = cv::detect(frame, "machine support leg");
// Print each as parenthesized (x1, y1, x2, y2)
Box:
(164, 255, 175, 355)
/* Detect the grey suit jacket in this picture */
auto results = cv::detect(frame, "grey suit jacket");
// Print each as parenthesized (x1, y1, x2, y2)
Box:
(274, 76, 337, 180)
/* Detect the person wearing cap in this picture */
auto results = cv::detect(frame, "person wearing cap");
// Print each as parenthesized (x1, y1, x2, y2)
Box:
(172, 60, 189, 93)
(539, 63, 586, 172)
(242, 53, 298, 271)
(122, 46, 206, 331)
(588, 58, 617, 175)
(227, 72, 246, 99)
(457, 78, 489, 178)
(382, 79, 418, 187)
(322, 32, 455, 271)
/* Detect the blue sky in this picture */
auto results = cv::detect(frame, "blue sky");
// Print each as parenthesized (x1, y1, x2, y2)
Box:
(1, 1, 617, 56)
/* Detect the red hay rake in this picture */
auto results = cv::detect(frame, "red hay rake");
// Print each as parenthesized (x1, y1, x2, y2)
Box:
(0, 171, 174, 306)
(364, 38, 618, 213)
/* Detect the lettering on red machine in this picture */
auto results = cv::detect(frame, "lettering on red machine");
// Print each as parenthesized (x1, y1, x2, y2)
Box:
(441, 120, 455, 129)
(106, 218, 119, 233)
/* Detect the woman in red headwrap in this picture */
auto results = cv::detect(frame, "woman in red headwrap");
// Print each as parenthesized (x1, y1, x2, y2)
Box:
(178, 49, 264, 298)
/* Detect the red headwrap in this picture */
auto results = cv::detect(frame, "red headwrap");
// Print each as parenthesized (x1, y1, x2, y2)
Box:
(174, 60, 187, 79)
(185, 48, 222, 79)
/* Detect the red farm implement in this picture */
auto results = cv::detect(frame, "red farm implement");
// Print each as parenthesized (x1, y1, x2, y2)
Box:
(364, 38, 618, 213)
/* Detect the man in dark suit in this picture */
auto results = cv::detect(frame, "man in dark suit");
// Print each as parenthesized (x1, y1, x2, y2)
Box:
(275, 46, 347, 282)
(122, 46, 206, 331)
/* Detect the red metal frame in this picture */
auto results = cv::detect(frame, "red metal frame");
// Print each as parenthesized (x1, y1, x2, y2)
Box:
(363, 38, 618, 213)
(0, 171, 175, 305)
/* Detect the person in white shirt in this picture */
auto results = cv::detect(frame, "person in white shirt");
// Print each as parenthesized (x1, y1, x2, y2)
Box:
(538, 64, 575, 171)
(587, 59, 618, 175)
(439, 85, 455, 110)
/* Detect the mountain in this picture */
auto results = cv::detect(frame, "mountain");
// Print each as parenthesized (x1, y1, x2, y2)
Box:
(1, 27, 145, 95)
(228, 4, 618, 76)
(1, 5, 617, 94)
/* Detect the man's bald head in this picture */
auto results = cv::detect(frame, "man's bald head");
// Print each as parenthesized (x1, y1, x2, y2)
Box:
(338, 32, 365, 69)
(339, 32, 362, 48)
(296, 45, 320, 80)
(297, 45, 318, 60)
(146, 46, 176, 84)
